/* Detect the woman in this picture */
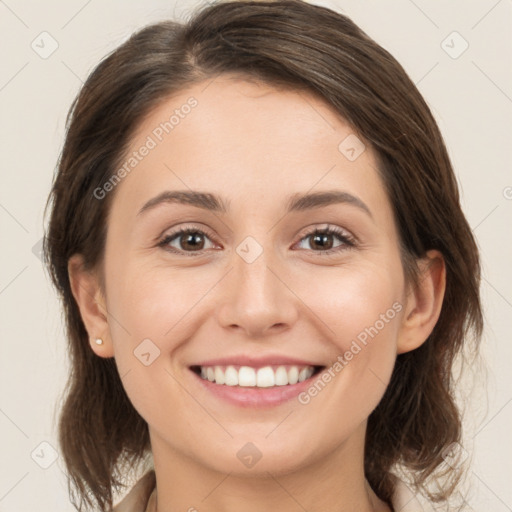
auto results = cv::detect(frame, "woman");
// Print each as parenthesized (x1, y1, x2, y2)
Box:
(43, 0, 483, 511)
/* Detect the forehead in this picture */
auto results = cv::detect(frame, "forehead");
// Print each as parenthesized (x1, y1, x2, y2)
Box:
(111, 75, 390, 220)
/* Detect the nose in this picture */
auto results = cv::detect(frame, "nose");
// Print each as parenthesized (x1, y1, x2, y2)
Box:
(216, 239, 299, 338)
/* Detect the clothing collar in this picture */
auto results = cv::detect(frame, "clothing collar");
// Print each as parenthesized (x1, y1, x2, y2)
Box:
(113, 469, 434, 512)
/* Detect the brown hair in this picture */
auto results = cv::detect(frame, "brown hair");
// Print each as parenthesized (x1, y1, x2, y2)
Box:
(43, 0, 483, 510)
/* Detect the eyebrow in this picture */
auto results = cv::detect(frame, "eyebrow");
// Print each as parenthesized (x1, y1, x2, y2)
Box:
(137, 189, 372, 218)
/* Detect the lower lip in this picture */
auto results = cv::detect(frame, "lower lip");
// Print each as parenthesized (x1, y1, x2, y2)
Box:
(189, 368, 323, 408)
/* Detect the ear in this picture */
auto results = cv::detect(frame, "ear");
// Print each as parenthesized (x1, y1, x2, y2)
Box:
(397, 249, 446, 355)
(67, 254, 114, 358)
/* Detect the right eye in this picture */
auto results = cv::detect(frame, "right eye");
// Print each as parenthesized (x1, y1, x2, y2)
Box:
(158, 226, 219, 256)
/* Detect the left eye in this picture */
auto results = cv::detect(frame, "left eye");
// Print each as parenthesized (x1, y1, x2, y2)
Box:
(293, 226, 355, 253)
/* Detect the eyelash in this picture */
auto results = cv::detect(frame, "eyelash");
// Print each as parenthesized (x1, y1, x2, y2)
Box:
(157, 224, 356, 257)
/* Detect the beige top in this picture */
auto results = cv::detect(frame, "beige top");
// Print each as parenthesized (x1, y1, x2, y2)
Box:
(113, 469, 435, 512)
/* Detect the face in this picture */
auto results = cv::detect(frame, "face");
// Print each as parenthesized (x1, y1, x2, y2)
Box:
(98, 75, 409, 476)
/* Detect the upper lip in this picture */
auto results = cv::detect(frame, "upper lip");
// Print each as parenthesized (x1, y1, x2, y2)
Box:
(190, 355, 324, 368)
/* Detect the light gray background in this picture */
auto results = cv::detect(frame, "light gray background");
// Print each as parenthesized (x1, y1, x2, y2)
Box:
(0, 0, 511, 510)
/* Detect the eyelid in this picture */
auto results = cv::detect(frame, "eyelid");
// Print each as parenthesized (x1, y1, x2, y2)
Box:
(295, 223, 356, 244)
(156, 222, 218, 243)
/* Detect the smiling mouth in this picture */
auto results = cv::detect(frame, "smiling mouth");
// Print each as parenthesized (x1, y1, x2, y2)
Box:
(190, 364, 325, 388)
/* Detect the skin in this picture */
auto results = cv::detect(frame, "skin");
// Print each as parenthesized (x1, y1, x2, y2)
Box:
(69, 74, 446, 512)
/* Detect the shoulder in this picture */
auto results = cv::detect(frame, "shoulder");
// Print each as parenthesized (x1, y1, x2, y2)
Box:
(391, 479, 436, 512)
(113, 469, 156, 512)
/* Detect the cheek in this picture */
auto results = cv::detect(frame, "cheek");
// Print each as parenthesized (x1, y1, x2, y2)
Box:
(300, 262, 403, 412)
(104, 260, 216, 368)
(309, 262, 403, 349)
(103, 262, 203, 424)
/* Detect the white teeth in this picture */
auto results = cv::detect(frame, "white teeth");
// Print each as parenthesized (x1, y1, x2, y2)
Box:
(225, 366, 238, 386)
(273, 366, 287, 386)
(298, 367, 310, 382)
(214, 366, 225, 385)
(257, 366, 275, 387)
(238, 366, 256, 387)
(288, 366, 299, 385)
(196, 364, 316, 387)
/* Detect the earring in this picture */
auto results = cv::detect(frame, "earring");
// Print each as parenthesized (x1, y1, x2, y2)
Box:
(95, 338, 104, 345)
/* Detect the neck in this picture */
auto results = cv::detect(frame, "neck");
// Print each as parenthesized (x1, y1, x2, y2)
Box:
(148, 423, 391, 512)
